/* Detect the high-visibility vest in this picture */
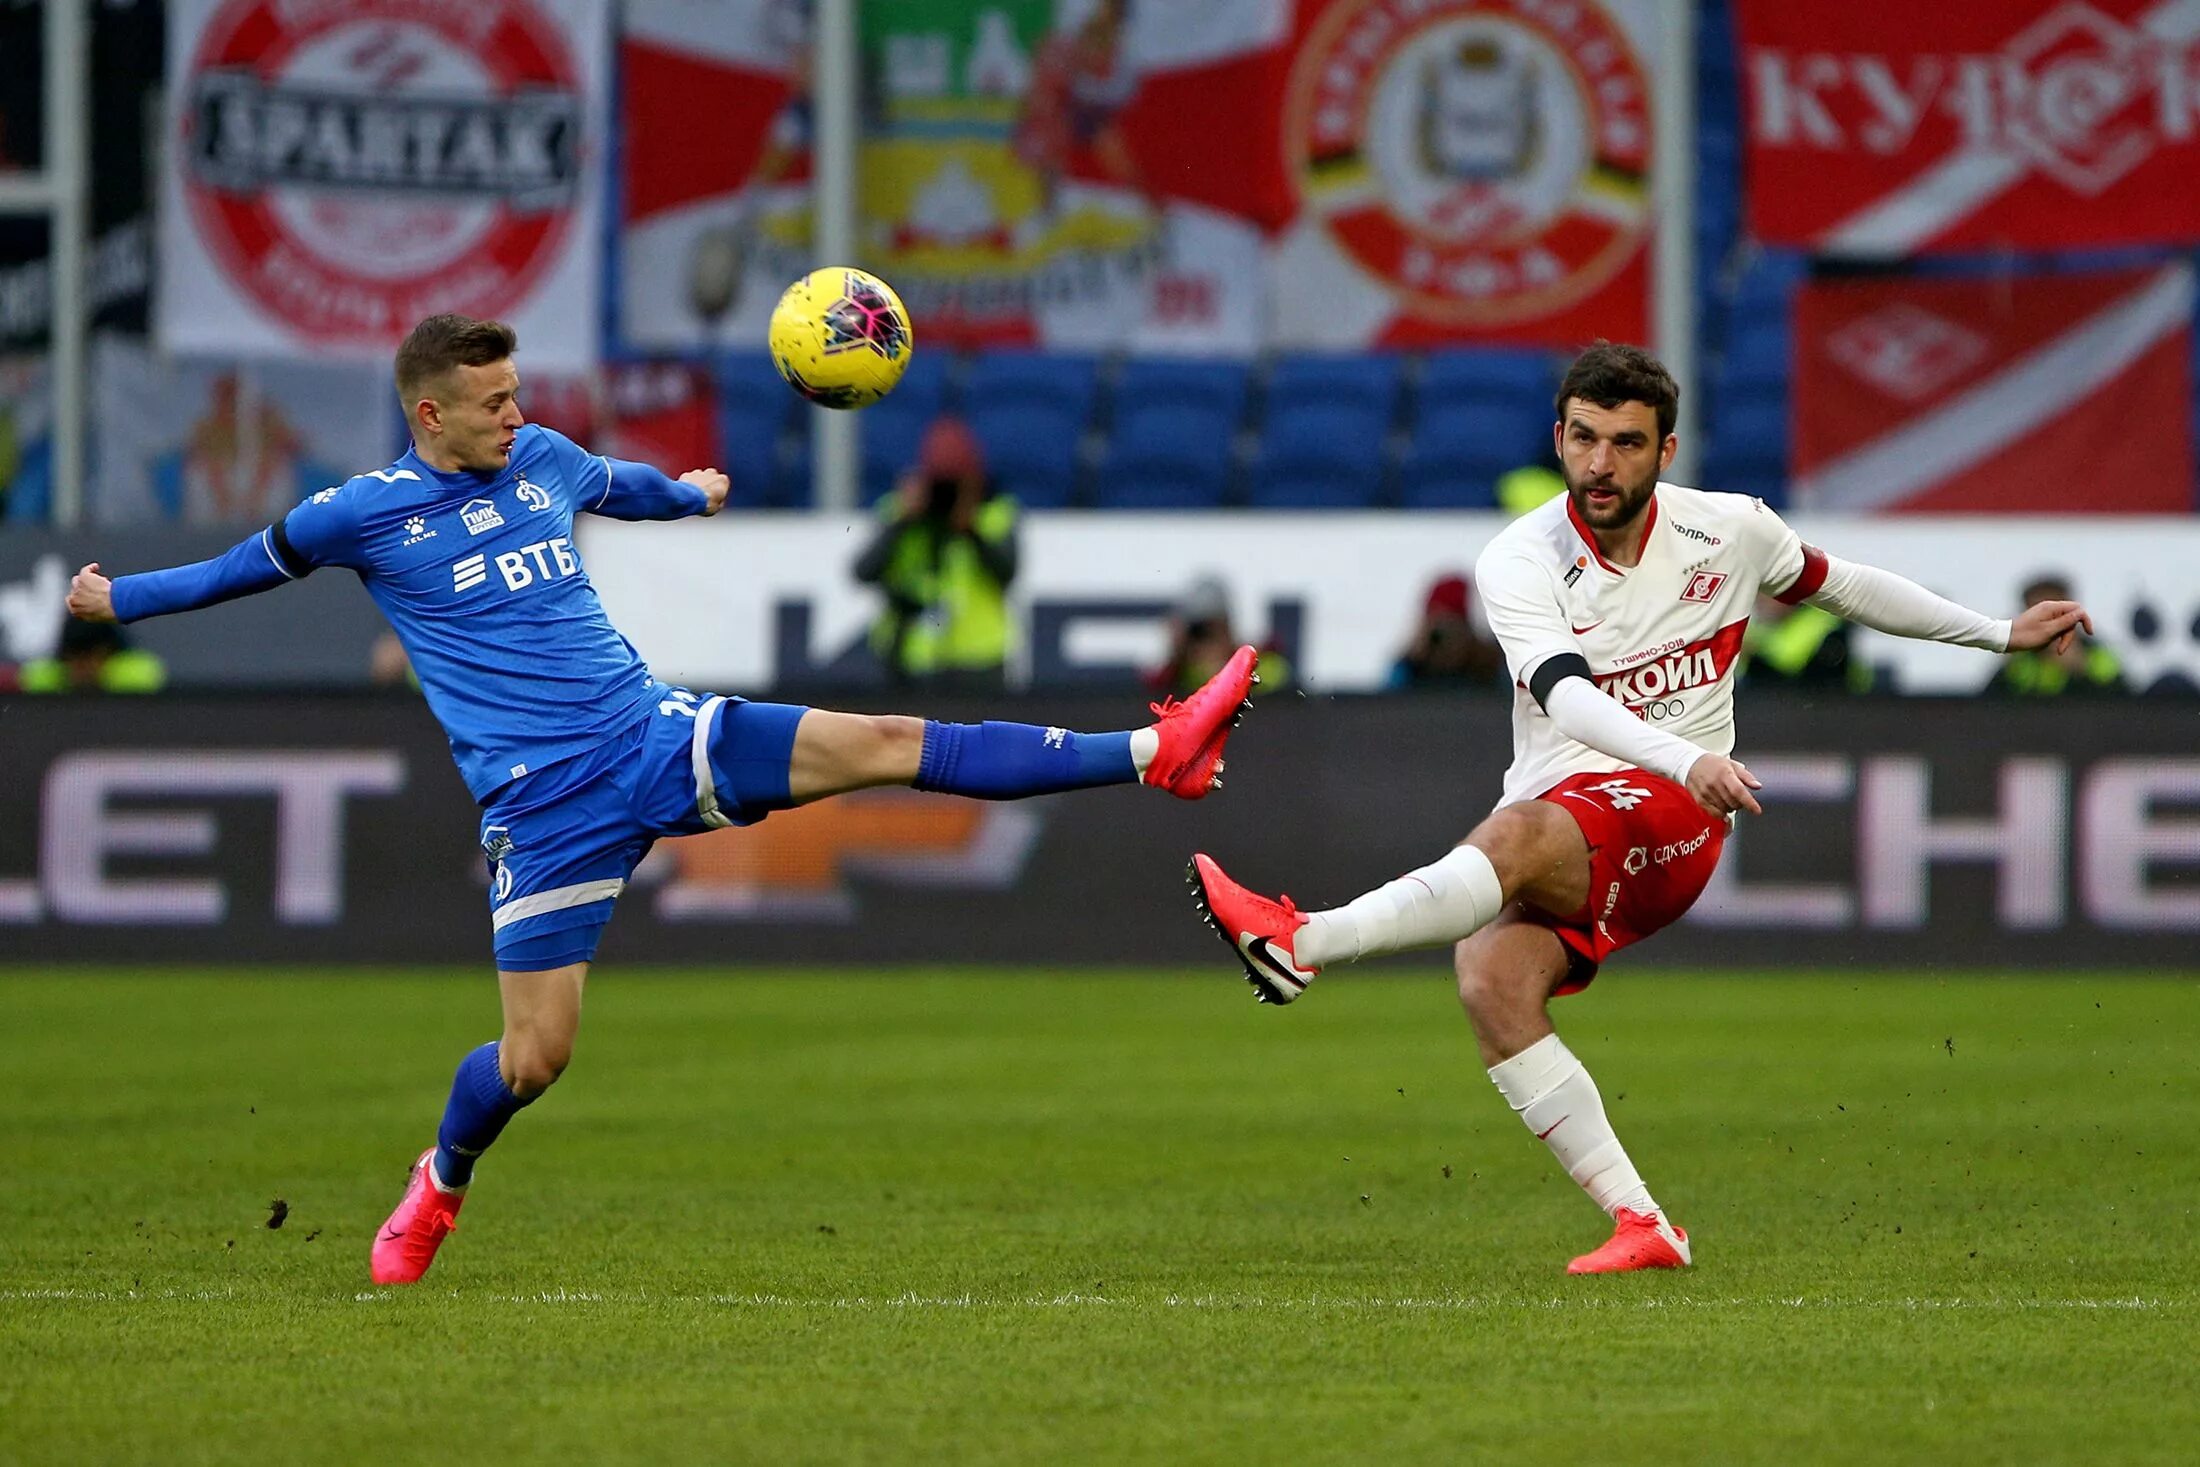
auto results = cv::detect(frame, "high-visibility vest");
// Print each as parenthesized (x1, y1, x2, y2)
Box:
(20, 648, 169, 694)
(868, 496, 1018, 676)
(1998, 644, 2124, 696)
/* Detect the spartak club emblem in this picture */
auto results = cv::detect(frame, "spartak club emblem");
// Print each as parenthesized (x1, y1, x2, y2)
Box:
(180, 0, 585, 344)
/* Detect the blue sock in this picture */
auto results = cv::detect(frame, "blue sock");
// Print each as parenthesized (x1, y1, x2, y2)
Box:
(433, 1041, 533, 1188)
(912, 721, 1135, 799)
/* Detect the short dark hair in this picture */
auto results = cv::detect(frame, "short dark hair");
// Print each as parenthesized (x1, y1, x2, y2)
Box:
(394, 314, 517, 400)
(1555, 340, 1679, 441)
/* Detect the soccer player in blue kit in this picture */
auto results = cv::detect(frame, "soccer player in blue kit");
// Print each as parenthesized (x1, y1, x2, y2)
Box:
(63, 314, 1258, 1285)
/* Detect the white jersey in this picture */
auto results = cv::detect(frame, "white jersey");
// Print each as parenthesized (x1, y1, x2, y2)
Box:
(1474, 482, 1821, 807)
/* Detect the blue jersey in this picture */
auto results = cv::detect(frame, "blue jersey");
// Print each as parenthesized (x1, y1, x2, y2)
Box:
(111, 425, 709, 801)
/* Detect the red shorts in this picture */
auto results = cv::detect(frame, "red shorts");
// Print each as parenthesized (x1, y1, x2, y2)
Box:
(1526, 769, 1727, 994)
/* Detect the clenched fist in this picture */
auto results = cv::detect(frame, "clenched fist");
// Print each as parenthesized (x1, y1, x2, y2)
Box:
(679, 468, 731, 516)
(66, 562, 116, 623)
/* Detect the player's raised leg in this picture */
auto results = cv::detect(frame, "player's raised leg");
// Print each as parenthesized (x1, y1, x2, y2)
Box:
(1455, 916, 1689, 1275)
(371, 961, 584, 1285)
(786, 644, 1258, 804)
(1189, 798, 1581, 1004)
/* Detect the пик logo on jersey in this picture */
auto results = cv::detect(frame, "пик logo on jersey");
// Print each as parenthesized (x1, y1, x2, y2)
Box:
(1286, 0, 1650, 326)
(180, 0, 584, 342)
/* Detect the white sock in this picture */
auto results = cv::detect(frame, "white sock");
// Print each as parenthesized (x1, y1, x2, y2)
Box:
(1296, 844, 1504, 968)
(1128, 727, 1160, 776)
(1486, 1033, 1657, 1218)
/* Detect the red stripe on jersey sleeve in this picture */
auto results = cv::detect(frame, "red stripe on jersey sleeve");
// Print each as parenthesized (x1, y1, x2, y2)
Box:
(1775, 543, 1830, 605)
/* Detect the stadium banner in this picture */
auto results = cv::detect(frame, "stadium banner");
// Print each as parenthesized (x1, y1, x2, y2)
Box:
(857, 0, 1288, 353)
(619, 0, 813, 352)
(90, 336, 400, 526)
(157, 0, 611, 369)
(4, 696, 2196, 968)
(576, 511, 2200, 695)
(1734, 0, 2200, 255)
(1790, 265, 2196, 514)
(1271, 0, 1659, 348)
(619, 0, 1659, 353)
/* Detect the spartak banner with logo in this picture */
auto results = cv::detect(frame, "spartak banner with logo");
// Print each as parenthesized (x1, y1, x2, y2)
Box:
(159, 0, 609, 369)
(1790, 264, 2194, 513)
(1736, 0, 2200, 255)
(1271, 0, 1660, 348)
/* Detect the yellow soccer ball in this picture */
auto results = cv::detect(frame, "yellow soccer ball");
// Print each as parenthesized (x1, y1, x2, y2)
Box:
(767, 267, 914, 410)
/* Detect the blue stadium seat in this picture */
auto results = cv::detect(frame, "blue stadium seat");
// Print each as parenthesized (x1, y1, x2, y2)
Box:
(1419, 350, 1559, 410)
(1733, 249, 1806, 308)
(1112, 359, 1250, 429)
(1265, 354, 1402, 425)
(714, 353, 798, 507)
(1247, 404, 1388, 508)
(962, 351, 1100, 427)
(1397, 401, 1550, 510)
(1096, 405, 1233, 509)
(1721, 313, 1790, 387)
(967, 401, 1082, 509)
(857, 349, 954, 503)
(1714, 392, 1788, 465)
(1397, 463, 1502, 511)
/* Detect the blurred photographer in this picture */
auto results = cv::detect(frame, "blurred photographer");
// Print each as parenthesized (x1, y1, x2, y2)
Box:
(1988, 572, 2125, 697)
(1150, 574, 1292, 697)
(1389, 573, 1505, 689)
(854, 416, 1019, 691)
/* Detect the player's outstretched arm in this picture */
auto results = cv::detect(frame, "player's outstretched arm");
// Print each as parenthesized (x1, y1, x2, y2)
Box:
(1786, 550, 2028, 652)
(583, 458, 727, 521)
(68, 526, 301, 626)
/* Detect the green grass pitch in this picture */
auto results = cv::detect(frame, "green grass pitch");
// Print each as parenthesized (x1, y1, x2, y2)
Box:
(2, 967, 2195, 1465)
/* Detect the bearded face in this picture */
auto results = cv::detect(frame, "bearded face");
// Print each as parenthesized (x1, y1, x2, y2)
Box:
(1556, 398, 1672, 533)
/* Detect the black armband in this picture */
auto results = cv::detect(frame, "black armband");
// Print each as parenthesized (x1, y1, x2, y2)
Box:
(266, 519, 311, 579)
(1528, 652, 1592, 712)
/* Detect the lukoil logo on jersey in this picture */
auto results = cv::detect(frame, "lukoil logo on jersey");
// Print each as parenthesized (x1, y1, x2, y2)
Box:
(1593, 619, 1749, 710)
(462, 499, 506, 536)
(452, 537, 579, 594)
(176, 0, 586, 344)
(402, 516, 436, 546)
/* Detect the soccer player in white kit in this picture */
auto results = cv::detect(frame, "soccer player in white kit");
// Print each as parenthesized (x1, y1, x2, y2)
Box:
(1190, 343, 2095, 1274)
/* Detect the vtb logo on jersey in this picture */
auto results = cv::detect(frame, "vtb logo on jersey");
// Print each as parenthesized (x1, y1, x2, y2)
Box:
(1681, 570, 1727, 603)
(452, 537, 579, 595)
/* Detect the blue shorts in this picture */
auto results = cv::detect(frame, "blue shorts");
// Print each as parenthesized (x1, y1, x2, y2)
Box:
(480, 691, 807, 971)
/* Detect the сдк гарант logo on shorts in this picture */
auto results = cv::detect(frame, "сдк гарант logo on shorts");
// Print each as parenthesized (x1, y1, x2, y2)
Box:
(180, 0, 584, 342)
(1286, 0, 1650, 326)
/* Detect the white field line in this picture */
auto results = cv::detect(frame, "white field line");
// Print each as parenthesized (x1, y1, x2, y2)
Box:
(0, 1287, 2180, 1313)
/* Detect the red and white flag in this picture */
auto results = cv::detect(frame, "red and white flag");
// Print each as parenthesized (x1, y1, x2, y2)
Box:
(1737, 0, 2200, 254)
(1791, 264, 2194, 513)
